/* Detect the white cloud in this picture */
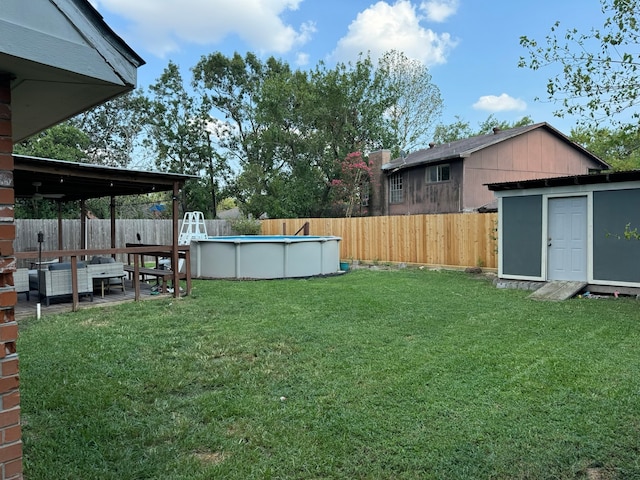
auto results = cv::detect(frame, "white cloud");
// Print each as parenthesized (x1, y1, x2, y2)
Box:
(295, 52, 310, 66)
(420, 0, 459, 22)
(93, 0, 310, 57)
(330, 1, 458, 66)
(473, 94, 527, 112)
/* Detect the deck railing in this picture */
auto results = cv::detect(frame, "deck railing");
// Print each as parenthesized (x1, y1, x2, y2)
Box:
(15, 245, 191, 311)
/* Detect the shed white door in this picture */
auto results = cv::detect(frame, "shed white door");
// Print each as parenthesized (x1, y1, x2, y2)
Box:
(547, 197, 587, 281)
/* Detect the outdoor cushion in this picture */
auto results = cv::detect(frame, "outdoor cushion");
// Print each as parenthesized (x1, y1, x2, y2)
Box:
(90, 256, 116, 265)
(49, 262, 86, 271)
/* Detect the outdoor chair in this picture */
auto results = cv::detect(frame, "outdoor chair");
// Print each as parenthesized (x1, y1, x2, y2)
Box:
(38, 262, 93, 306)
(14, 268, 30, 300)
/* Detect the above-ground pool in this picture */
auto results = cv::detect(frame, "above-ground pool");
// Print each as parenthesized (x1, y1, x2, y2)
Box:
(190, 235, 342, 279)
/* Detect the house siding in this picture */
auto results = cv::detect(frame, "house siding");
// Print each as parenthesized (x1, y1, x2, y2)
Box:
(387, 160, 463, 215)
(463, 129, 603, 211)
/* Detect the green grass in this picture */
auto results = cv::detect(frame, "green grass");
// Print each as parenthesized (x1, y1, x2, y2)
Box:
(18, 269, 640, 479)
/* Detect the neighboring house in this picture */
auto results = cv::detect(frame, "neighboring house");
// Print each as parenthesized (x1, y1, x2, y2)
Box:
(368, 122, 610, 216)
(488, 170, 640, 291)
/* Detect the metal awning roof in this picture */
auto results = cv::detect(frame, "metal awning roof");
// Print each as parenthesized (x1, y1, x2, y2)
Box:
(13, 155, 196, 201)
(487, 170, 640, 192)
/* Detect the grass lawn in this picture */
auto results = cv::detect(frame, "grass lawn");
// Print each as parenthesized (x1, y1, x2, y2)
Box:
(18, 269, 640, 479)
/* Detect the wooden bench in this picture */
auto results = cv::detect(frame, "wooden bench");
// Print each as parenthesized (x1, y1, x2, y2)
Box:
(123, 265, 173, 293)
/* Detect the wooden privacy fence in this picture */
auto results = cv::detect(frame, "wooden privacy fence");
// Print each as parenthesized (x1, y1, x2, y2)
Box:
(261, 213, 498, 269)
(15, 219, 232, 265)
(16, 213, 497, 269)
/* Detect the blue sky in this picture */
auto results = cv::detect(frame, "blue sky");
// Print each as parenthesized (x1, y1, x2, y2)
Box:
(91, 0, 606, 136)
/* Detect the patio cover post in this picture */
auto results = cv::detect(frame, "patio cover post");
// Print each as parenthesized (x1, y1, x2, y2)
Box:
(70, 256, 79, 311)
(80, 199, 87, 256)
(57, 202, 63, 262)
(172, 182, 180, 298)
(110, 196, 116, 255)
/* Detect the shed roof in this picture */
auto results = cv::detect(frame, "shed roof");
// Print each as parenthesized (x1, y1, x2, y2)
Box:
(381, 122, 610, 172)
(0, 0, 145, 142)
(487, 169, 640, 192)
(14, 155, 196, 201)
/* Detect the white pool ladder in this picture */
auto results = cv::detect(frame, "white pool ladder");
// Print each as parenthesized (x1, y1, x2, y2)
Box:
(179, 211, 208, 245)
(167, 212, 208, 275)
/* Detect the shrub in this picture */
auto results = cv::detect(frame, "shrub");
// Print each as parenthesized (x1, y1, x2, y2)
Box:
(229, 215, 261, 235)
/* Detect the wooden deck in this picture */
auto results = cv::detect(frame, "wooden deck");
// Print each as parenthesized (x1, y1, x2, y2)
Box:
(15, 279, 171, 321)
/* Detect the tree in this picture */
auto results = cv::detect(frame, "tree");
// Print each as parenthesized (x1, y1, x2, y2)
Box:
(570, 125, 640, 170)
(193, 52, 278, 218)
(433, 115, 534, 143)
(146, 61, 228, 217)
(14, 122, 90, 162)
(193, 52, 396, 218)
(377, 50, 443, 156)
(519, 0, 640, 129)
(329, 152, 373, 217)
(432, 115, 475, 143)
(13, 123, 89, 219)
(71, 91, 148, 168)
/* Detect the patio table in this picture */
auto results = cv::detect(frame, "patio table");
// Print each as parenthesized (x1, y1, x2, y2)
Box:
(92, 272, 126, 298)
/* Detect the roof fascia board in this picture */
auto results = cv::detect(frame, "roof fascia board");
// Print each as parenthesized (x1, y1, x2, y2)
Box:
(381, 154, 466, 171)
(14, 155, 195, 184)
(50, 0, 143, 86)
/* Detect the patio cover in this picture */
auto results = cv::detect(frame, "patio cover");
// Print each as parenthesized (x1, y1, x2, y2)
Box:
(13, 154, 194, 201)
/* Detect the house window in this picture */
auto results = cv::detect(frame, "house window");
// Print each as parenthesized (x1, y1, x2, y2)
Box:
(426, 164, 450, 183)
(360, 182, 370, 206)
(389, 173, 403, 203)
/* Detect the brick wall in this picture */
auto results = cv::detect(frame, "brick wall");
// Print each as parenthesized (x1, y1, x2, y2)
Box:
(0, 76, 21, 480)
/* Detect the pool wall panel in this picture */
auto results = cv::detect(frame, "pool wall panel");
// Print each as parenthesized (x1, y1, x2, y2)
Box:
(190, 236, 342, 279)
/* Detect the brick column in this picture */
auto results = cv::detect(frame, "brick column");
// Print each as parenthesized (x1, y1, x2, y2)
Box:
(0, 76, 22, 480)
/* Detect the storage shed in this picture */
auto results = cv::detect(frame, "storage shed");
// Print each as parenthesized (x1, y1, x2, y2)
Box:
(488, 170, 640, 291)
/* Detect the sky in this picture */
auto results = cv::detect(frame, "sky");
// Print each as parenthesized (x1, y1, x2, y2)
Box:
(90, 0, 608, 137)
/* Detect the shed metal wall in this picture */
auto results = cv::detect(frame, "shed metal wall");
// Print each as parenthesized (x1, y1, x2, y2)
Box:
(593, 189, 640, 283)
(501, 195, 542, 277)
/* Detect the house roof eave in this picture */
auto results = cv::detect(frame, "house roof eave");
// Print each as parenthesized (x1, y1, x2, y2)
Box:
(1, 0, 144, 142)
(381, 153, 467, 172)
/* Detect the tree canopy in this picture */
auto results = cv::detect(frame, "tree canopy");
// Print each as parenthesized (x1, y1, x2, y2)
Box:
(519, 0, 640, 131)
(570, 125, 640, 170)
(18, 50, 445, 219)
(433, 115, 534, 143)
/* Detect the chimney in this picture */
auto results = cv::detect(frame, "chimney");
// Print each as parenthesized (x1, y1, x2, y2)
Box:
(368, 150, 390, 216)
(492, 127, 500, 135)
